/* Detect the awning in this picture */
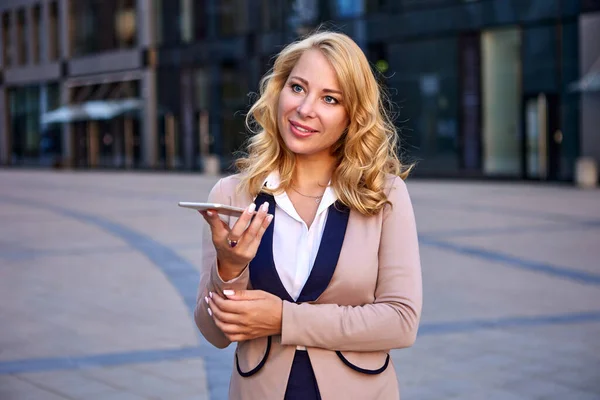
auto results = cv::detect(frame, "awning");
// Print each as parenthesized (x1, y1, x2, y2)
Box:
(41, 98, 143, 124)
(569, 56, 600, 93)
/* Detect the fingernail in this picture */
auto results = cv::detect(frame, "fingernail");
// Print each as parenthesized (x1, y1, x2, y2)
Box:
(266, 214, 273, 223)
(206, 210, 214, 217)
(223, 290, 235, 296)
(209, 291, 213, 298)
(247, 203, 256, 213)
(204, 296, 209, 304)
(208, 307, 212, 316)
(261, 202, 269, 212)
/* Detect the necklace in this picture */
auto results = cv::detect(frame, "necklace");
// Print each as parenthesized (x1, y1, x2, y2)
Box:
(290, 186, 323, 204)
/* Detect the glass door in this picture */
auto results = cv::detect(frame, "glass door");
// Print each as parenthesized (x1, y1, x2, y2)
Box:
(522, 93, 560, 180)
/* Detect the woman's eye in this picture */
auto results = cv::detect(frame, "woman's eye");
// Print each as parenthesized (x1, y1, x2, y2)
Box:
(291, 84, 303, 93)
(324, 96, 338, 104)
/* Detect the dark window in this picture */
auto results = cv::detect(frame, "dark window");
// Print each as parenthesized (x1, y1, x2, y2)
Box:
(32, 5, 41, 63)
(16, 9, 27, 65)
(219, 0, 247, 37)
(48, 1, 60, 60)
(71, 0, 136, 56)
(1, 12, 11, 67)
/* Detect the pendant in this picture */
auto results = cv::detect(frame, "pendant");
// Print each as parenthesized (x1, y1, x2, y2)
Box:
(315, 198, 321, 204)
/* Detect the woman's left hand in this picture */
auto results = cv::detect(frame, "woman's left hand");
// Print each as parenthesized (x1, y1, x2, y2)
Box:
(205, 290, 283, 342)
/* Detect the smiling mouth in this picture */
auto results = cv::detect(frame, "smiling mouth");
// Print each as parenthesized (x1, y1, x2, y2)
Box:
(289, 120, 318, 133)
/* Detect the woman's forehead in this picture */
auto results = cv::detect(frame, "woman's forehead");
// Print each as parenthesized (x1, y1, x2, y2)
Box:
(289, 49, 342, 92)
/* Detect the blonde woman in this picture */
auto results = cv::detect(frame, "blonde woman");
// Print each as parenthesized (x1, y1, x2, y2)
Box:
(195, 31, 422, 400)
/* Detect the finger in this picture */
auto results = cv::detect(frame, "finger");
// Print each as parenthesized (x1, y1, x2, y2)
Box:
(227, 203, 257, 240)
(208, 295, 244, 323)
(252, 214, 273, 244)
(202, 210, 230, 236)
(241, 201, 270, 243)
(212, 315, 244, 335)
(222, 289, 265, 301)
(210, 303, 242, 324)
(211, 292, 245, 314)
(228, 334, 249, 342)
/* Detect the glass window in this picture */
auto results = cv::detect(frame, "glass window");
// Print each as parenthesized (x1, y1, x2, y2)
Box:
(221, 65, 248, 109)
(16, 9, 27, 65)
(71, 0, 136, 56)
(115, 0, 136, 48)
(194, 68, 210, 110)
(9, 86, 41, 162)
(32, 5, 41, 64)
(481, 28, 522, 176)
(180, 0, 194, 42)
(333, 0, 364, 19)
(522, 25, 558, 95)
(388, 38, 460, 174)
(41, 83, 63, 162)
(261, 0, 284, 32)
(219, 0, 247, 37)
(48, 1, 59, 60)
(1, 12, 11, 67)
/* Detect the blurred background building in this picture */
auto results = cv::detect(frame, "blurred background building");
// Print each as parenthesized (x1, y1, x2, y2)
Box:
(0, 0, 599, 181)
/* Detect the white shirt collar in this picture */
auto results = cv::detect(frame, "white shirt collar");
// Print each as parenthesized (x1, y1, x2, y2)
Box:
(262, 171, 338, 218)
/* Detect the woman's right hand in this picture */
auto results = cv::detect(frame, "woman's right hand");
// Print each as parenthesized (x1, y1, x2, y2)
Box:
(200, 202, 273, 281)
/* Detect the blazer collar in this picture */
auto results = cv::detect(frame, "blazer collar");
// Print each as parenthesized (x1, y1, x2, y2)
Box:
(248, 191, 350, 303)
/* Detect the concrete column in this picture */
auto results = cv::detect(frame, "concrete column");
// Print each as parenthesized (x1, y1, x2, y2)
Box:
(60, 82, 73, 167)
(209, 63, 222, 156)
(40, 0, 50, 63)
(180, 67, 197, 170)
(26, 5, 35, 64)
(137, 0, 154, 47)
(59, 0, 70, 58)
(10, 9, 18, 65)
(141, 69, 157, 168)
(0, 87, 10, 165)
(0, 8, 4, 69)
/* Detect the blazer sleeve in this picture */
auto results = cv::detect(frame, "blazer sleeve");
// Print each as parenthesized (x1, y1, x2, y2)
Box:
(280, 176, 422, 352)
(193, 178, 251, 349)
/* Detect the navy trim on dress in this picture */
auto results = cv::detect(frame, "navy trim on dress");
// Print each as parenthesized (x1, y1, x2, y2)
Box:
(235, 336, 272, 377)
(335, 351, 390, 375)
(238, 191, 374, 385)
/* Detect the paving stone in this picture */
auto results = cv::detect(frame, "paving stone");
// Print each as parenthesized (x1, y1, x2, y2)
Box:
(0, 375, 70, 400)
(16, 370, 119, 398)
(1, 171, 599, 399)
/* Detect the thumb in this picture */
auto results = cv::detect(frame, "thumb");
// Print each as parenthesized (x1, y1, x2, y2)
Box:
(222, 289, 264, 300)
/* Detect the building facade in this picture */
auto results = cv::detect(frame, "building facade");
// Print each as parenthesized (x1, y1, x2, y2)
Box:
(1, 0, 599, 181)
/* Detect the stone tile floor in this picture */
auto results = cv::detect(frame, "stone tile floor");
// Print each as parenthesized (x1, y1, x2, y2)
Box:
(1, 171, 599, 399)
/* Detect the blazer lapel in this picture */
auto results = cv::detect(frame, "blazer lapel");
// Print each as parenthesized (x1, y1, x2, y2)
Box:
(249, 192, 350, 304)
(249, 192, 295, 303)
(297, 201, 350, 303)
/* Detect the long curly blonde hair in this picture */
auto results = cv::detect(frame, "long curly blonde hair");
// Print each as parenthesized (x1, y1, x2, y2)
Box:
(235, 31, 411, 216)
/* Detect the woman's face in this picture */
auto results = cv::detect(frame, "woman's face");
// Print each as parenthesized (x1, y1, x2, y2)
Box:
(277, 49, 349, 159)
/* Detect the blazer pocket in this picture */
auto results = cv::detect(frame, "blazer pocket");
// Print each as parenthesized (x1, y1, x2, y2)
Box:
(335, 350, 390, 375)
(235, 336, 272, 377)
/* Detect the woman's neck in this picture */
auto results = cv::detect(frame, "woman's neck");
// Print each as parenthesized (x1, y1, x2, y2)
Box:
(292, 155, 336, 192)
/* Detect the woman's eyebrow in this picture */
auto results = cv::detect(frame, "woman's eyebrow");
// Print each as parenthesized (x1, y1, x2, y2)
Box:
(289, 75, 343, 95)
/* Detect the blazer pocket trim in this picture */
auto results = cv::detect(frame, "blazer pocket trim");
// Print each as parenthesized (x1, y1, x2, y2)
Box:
(236, 336, 272, 377)
(335, 351, 390, 375)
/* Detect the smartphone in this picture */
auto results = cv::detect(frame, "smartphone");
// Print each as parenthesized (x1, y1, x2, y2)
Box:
(178, 202, 246, 217)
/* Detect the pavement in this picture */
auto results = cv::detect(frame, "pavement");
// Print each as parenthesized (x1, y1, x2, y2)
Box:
(0, 170, 599, 400)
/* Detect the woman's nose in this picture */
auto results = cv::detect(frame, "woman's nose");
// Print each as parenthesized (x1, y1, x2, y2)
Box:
(296, 98, 316, 118)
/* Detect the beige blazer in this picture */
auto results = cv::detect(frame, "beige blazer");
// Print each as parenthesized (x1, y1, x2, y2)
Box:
(194, 174, 422, 400)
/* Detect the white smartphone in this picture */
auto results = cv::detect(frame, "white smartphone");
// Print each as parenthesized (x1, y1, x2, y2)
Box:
(178, 202, 246, 217)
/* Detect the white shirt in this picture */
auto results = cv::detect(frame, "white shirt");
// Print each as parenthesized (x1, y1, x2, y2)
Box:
(262, 171, 338, 301)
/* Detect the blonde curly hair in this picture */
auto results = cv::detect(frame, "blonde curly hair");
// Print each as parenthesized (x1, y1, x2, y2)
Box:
(235, 31, 411, 216)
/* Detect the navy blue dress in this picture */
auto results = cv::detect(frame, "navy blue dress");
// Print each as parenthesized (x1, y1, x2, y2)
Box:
(240, 191, 350, 399)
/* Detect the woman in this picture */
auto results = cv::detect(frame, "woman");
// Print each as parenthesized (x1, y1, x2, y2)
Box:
(195, 31, 422, 399)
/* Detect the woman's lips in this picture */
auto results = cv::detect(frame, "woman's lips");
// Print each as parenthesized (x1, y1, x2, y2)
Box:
(289, 120, 318, 138)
